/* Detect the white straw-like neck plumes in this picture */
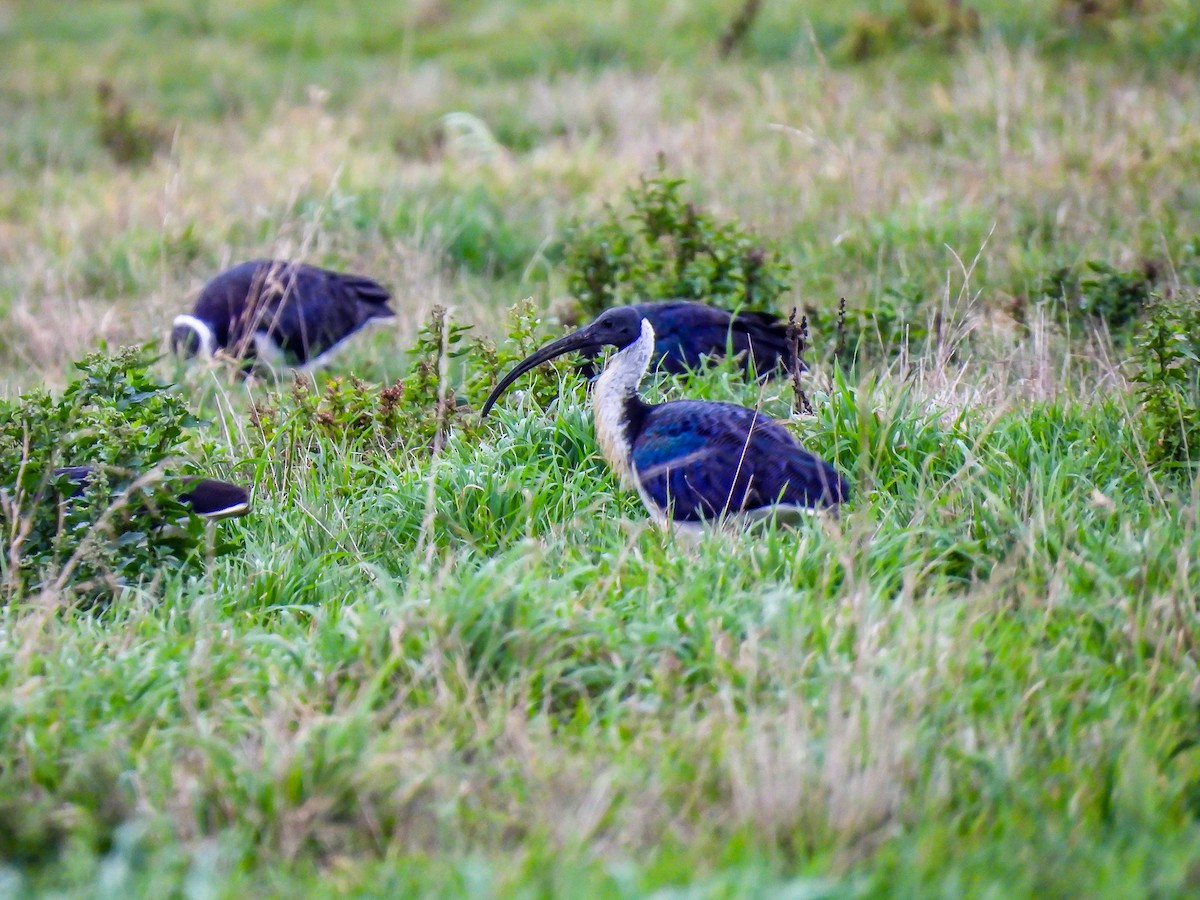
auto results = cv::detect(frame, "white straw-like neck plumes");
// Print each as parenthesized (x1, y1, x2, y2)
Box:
(591, 318, 655, 487)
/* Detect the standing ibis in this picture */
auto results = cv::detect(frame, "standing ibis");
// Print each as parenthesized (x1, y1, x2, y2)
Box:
(577, 301, 799, 381)
(55, 466, 251, 519)
(480, 307, 847, 528)
(171, 259, 395, 371)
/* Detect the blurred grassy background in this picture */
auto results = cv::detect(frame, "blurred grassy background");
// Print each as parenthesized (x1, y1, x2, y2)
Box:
(2, 0, 1198, 387)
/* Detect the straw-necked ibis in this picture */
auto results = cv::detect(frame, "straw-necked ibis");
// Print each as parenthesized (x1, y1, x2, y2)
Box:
(480, 307, 847, 528)
(577, 301, 799, 381)
(171, 260, 394, 371)
(55, 466, 251, 519)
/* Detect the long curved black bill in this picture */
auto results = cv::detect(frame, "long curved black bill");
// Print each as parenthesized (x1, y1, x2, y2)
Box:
(480, 329, 603, 417)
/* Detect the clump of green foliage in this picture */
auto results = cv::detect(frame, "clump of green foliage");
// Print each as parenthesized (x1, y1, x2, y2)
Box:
(1056, 0, 1150, 28)
(247, 301, 580, 474)
(801, 284, 930, 370)
(461, 297, 585, 413)
(562, 163, 792, 317)
(838, 0, 981, 62)
(1041, 259, 1158, 332)
(248, 307, 470, 467)
(95, 81, 170, 167)
(1130, 291, 1200, 469)
(0, 347, 225, 601)
(249, 375, 415, 459)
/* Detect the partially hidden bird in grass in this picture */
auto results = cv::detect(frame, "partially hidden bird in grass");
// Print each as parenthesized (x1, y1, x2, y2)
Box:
(481, 306, 847, 529)
(54, 466, 251, 519)
(171, 259, 394, 372)
(576, 300, 800, 382)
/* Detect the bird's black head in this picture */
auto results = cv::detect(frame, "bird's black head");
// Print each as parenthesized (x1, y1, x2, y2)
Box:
(586, 306, 643, 350)
(480, 305, 647, 417)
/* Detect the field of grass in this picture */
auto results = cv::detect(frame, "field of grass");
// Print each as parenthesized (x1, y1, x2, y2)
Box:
(4, 0, 1200, 895)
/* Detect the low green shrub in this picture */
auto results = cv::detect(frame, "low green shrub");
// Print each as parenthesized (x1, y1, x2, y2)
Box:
(1130, 291, 1200, 470)
(1041, 259, 1157, 333)
(0, 347, 230, 602)
(95, 81, 169, 167)
(800, 286, 929, 370)
(562, 163, 792, 318)
(246, 301, 583, 472)
(837, 0, 981, 63)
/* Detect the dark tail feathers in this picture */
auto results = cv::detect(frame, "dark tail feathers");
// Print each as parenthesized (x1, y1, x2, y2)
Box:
(731, 310, 805, 374)
(178, 478, 252, 518)
(54, 466, 251, 519)
(337, 273, 394, 312)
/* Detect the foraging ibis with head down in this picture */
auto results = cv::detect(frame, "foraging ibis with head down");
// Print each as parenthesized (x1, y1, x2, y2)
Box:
(171, 260, 394, 371)
(578, 301, 800, 382)
(480, 307, 848, 528)
(54, 466, 251, 519)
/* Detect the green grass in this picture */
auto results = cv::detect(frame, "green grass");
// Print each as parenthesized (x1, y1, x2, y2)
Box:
(4, 0, 1200, 896)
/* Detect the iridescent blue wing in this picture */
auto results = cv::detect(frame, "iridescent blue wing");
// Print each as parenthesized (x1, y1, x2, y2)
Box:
(629, 401, 846, 522)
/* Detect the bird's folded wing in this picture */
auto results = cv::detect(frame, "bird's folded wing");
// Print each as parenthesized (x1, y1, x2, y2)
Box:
(630, 401, 844, 521)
